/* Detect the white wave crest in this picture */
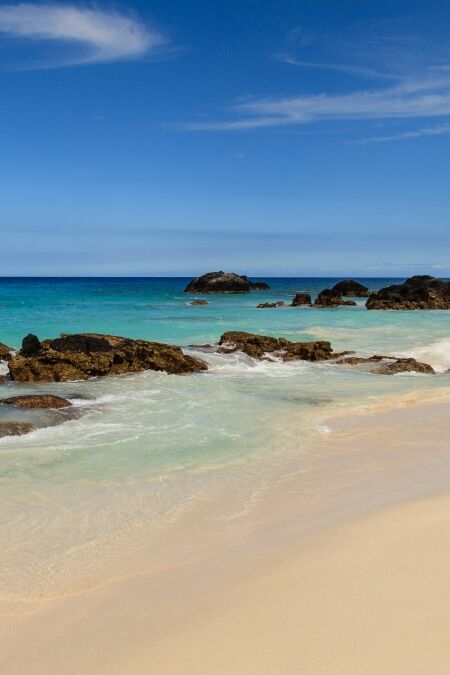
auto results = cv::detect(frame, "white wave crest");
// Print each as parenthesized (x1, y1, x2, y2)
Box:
(0, 360, 9, 376)
(203, 351, 310, 378)
(399, 338, 450, 374)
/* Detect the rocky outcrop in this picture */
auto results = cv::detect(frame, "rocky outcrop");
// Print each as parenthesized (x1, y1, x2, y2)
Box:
(190, 299, 208, 306)
(184, 272, 270, 293)
(314, 289, 357, 307)
(291, 293, 312, 307)
(1, 394, 72, 408)
(336, 354, 434, 375)
(374, 358, 435, 375)
(8, 333, 208, 383)
(257, 301, 285, 308)
(0, 421, 36, 437)
(366, 275, 450, 310)
(0, 342, 13, 362)
(218, 331, 333, 362)
(332, 280, 369, 297)
(21, 333, 41, 356)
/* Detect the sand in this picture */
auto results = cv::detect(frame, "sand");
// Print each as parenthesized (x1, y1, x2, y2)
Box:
(1, 399, 450, 674)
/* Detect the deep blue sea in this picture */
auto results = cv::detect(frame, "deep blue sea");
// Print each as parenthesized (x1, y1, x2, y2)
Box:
(1, 277, 449, 600)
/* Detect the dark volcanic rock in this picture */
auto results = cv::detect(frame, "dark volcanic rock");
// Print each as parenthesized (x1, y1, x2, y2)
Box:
(0, 342, 13, 362)
(257, 301, 285, 308)
(314, 289, 357, 307)
(372, 358, 435, 375)
(218, 331, 333, 362)
(336, 354, 434, 375)
(366, 275, 450, 310)
(1, 394, 72, 408)
(0, 421, 36, 437)
(251, 282, 271, 290)
(21, 333, 42, 356)
(184, 272, 270, 294)
(190, 299, 209, 306)
(8, 333, 208, 383)
(332, 280, 369, 297)
(291, 293, 312, 307)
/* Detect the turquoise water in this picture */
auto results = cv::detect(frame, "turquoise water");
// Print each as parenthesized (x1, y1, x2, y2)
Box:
(1, 277, 450, 599)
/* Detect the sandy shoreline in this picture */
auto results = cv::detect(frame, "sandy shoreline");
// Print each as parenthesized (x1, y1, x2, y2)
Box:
(2, 397, 450, 674)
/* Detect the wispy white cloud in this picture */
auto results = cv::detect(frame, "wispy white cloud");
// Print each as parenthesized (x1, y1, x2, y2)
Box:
(185, 33, 450, 137)
(0, 3, 165, 68)
(276, 53, 398, 81)
(352, 120, 450, 143)
(187, 68, 450, 131)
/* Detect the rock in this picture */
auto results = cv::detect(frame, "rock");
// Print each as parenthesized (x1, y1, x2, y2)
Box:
(251, 282, 271, 290)
(366, 275, 450, 310)
(336, 355, 385, 366)
(0, 394, 72, 408)
(218, 331, 333, 362)
(336, 354, 434, 375)
(184, 272, 270, 293)
(372, 358, 435, 375)
(314, 289, 357, 307)
(0, 421, 36, 438)
(257, 301, 285, 308)
(8, 333, 208, 383)
(0, 341, 13, 362)
(0, 376, 6, 385)
(332, 280, 369, 297)
(190, 299, 209, 306)
(291, 293, 312, 307)
(21, 333, 41, 356)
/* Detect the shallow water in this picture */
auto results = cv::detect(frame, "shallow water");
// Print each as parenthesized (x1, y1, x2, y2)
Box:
(1, 277, 450, 599)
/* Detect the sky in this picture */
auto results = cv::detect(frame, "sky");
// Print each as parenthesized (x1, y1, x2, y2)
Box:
(1, 0, 450, 276)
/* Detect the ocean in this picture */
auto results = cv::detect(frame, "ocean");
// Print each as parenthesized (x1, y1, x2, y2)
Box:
(1, 277, 450, 600)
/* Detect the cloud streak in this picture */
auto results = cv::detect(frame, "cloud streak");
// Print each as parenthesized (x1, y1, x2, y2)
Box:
(0, 3, 165, 68)
(353, 120, 450, 143)
(186, 67, 450, 132)
(276, 53, 399, 81)
(185, 31, 450, 139)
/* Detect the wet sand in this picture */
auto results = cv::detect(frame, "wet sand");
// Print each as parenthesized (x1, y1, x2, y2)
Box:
(1, 398, 450, 674)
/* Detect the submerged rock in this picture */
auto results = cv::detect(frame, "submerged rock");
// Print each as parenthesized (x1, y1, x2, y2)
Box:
(0, 342, 13, 362)
(218, 331, 333, 362)
(366, 275, 450, 310)
(314, 289, 357, 307)
(372, 358, 434, 375)
(190, 299, 209, 306)
(184, 272, 270, 293)
(8, 333, 208, 383)
(332, 280, 369, 297)
(1, 394, 72, 408)
(0, 421, 36, 437)
(291, 292, 312, 307)
(257, 301, 285, 308)
(336, 354, 434, 375)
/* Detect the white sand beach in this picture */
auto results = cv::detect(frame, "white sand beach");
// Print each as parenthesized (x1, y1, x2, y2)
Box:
(1, 397, 450, 674)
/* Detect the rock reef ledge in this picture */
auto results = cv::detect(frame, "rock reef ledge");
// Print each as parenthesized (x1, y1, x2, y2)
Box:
(8, 333, 208, 383)
(185, 272, 270, 293)
(332, 280, 369, 297)
(314, 289, 357, 307)
(366, 275, 450, 310)
(218, 331, 333, 361)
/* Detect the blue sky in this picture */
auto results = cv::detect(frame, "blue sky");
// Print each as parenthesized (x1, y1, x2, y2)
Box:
(1, 0, 449, 276)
